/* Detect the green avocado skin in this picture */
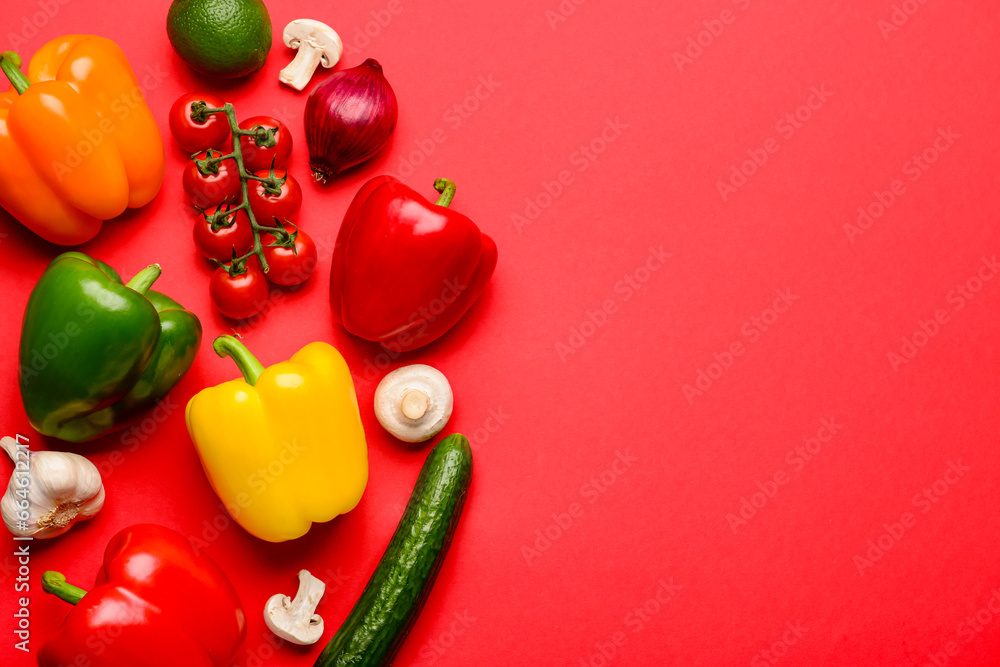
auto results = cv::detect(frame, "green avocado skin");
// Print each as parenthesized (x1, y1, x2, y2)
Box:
(18, 252, 202, 443)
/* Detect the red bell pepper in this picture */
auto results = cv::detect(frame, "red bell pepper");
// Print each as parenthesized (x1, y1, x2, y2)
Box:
(39, 524, 246, 667)
(330, 177, 498, 351)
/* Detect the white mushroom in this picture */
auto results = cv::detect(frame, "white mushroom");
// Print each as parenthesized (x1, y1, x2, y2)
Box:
(264, 570, 326, 645)
(374, 365, 454, 443)
(279, 20, 343, 91)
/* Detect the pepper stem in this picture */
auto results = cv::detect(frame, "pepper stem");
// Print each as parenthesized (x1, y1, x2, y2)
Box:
(213, 335, 265, 386)
(41, 572, 87, 605)
(1, 52, 30, 95)
(126, 264, 162, 294)
(433, 178, 457, 208)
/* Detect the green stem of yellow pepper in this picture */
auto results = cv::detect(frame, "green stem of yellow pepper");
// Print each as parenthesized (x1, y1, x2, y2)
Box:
(212, 335, 264, 386)
(0, 52, 29, 95)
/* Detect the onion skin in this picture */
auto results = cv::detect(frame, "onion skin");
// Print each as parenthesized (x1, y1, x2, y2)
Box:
(305, 59, 398, 183)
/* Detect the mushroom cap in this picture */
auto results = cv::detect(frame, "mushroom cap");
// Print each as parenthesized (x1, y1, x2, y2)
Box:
(374, 365, 454, 443)
(282, 19, 343, 66)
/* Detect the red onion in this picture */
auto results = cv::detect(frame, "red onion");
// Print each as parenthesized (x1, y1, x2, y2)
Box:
(305, 59, 398, 183)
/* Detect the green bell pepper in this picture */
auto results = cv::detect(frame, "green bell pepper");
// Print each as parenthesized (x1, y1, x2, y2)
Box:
(18, 252, 202, 443)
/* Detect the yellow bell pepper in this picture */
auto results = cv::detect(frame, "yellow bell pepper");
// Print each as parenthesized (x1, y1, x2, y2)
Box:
(0, 36, 164, 245)
(186, 336, 368, 543)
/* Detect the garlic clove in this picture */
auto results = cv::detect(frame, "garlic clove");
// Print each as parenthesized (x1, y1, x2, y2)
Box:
(1, 436, 105, 539)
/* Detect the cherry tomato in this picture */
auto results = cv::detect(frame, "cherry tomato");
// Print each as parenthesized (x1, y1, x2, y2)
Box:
(247, 170, 302, 225)
(183, 152, 242, 208)
(239, 116, 293, 172)
(194, 204, 254, 262)
(210, 263, 270, 319)
(170, 93, 231, 153)
(262, 226, 318, 286)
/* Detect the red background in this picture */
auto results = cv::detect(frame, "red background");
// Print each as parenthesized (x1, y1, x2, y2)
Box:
(3, 1, 1000, 665)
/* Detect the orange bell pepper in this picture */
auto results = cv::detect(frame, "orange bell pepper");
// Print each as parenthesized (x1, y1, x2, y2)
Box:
(0, 36, 164, 245)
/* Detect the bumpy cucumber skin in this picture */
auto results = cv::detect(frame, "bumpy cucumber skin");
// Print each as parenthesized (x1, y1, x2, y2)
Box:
(315, 434, 473, 667)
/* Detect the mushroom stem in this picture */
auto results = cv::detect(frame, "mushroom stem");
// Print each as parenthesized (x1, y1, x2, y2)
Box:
(401, 389, 430, 420)
(264, 569, 326, 645)
(374, 365, 454, 443)
(280, 45, 324, 91)
(289, 569, 325, 617)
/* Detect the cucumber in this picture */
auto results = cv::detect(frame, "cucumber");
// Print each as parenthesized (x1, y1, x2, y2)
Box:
(315, 433, 473, 667)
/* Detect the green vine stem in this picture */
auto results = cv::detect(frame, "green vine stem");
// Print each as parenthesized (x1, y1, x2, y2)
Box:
(189, 101, 298, 276)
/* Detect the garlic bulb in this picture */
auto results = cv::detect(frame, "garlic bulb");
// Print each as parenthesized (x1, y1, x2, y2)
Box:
(1, 437, 105, 539)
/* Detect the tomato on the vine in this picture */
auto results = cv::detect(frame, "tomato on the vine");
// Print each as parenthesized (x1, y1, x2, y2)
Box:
(247, 170, 302, 225)
(194, 204, 254, 262)
(239, 116, 293, 172)
(170, 93, 231, 152)
(183, 152, 242, 208)
(210, 263, 269, 319)
(262, 225, 318, 286)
